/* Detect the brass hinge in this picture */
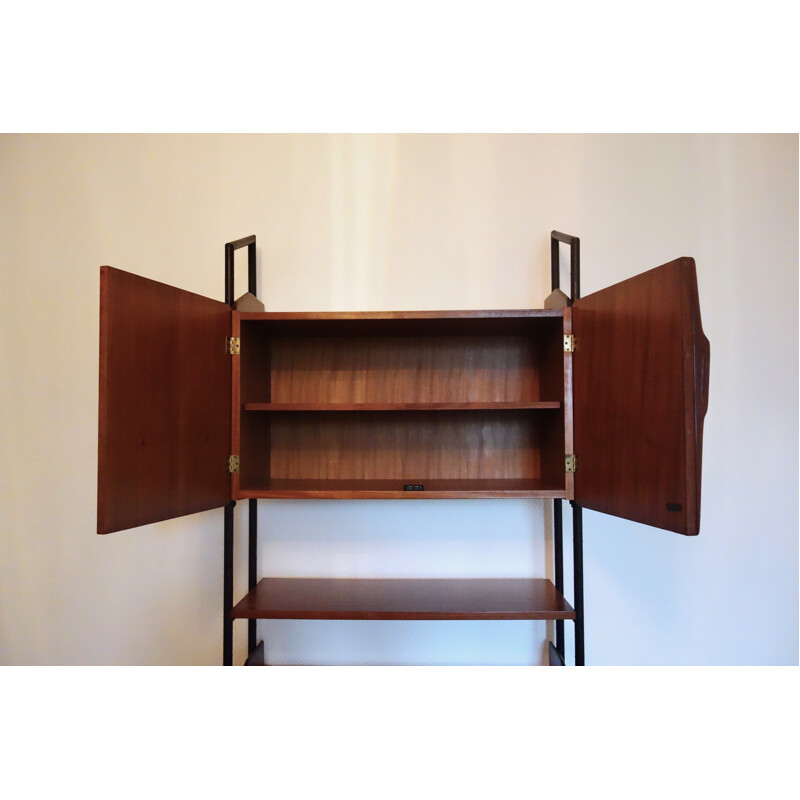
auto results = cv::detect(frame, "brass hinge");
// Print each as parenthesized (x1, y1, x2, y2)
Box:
(565, 454, 578, 473)
(227, 455, 240, 473)
(563, 334, 576, 353)
(226, 337, 240, 355)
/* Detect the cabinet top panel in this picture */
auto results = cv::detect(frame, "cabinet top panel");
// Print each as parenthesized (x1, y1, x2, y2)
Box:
(236, 309, 563, 337)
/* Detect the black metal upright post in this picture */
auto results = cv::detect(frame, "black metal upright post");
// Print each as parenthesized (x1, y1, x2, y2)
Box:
(225, 234, 257, 305)
(572, 502, 585, 666)
(248, 499, 258, 654)
(223, 500, 236, 666)
(550, 230, 584, 666)
(553, 500, 565, 662)
(550, 235, 561, 292)
(570, 237, 580, 307)
(223, 235, 259, 666)
(550, 233, 565, 663)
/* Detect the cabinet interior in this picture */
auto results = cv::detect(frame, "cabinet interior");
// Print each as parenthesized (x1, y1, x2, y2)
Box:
(236, 313, 567, 497)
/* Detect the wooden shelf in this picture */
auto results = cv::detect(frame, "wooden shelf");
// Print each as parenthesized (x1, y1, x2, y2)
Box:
(239, 309, 563, 320)
(238, 478, 567, 499)
(231, 577, 576, 620)
(243, 401, 561, 412)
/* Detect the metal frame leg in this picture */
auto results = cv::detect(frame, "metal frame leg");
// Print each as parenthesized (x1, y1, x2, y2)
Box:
(223, 235, 260, 666)
(248, 498, 258, 654)
(554, 500, 565, 663)
(224, 235, 257, 306)
(551, 230, 585, 666)
(223, 501, 236, 666)
(572, 502, 585, 666)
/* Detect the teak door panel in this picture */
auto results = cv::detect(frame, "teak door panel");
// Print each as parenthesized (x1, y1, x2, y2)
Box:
(97, 267, 232, 534)
(572, 257, 709, 535)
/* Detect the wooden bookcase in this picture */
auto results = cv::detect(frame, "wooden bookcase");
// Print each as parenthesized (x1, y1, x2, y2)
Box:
(96, 232, 709, 665)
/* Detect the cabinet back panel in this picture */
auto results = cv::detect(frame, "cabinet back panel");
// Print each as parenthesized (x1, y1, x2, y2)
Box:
(239, 316, 564, 404)
(268, 335, 549, 404)
(264, 410, 558, 481)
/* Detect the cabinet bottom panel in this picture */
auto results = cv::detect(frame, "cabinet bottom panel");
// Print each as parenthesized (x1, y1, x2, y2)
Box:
(237, 478, 566, 498)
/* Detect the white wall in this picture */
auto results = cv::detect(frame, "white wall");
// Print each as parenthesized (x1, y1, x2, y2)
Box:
(0, 133, 796, 665)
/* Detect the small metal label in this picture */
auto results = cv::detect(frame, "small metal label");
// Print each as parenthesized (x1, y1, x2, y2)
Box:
(404, 484, 424, 491)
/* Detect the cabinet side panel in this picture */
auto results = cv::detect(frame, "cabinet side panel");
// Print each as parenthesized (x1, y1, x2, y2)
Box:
(240, 411, 271, 492)
(683, 262, 710, 535)
(230, 313, 241, 498)
(98, 267, 232, 534)
(572, 257, 708, 535)
(240, 320, 272, 403)
(562, 307, 574, 500)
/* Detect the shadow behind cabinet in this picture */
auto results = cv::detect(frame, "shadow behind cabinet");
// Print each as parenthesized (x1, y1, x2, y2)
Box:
(96, 234, 709, 665)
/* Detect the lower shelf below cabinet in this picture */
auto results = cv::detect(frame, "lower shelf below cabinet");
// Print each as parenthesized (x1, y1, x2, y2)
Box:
(231, 577, 576, 621)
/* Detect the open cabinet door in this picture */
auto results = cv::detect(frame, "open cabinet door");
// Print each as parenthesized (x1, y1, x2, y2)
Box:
(98, 267, 232, 534)
(573, 257, 709, 535)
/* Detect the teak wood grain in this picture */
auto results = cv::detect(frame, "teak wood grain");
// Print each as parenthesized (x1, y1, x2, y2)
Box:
(97, 267, 232, 534)
(572, 257, 709, 535)
(231, 577, 576, 620)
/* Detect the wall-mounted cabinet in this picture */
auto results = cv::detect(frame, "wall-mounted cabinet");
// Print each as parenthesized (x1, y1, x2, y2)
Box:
(96, 238, 709, 664)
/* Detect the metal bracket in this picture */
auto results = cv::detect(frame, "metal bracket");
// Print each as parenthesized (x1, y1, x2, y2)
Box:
(550, 230, 580, 302)
(227, 337, 240, 355)
(563, 334, 576, 352)
(227, 455, 240, 473)
(565, 454, 578, 473)
(225, 235, 257, 308)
